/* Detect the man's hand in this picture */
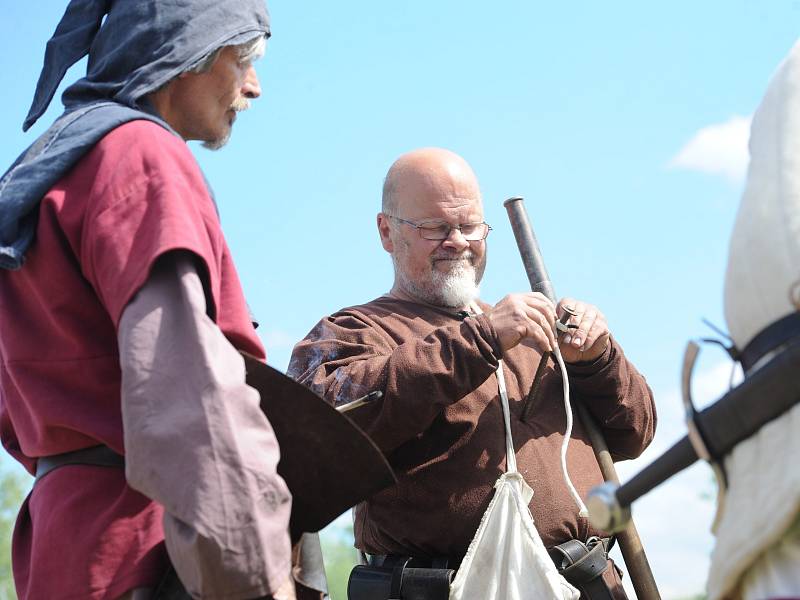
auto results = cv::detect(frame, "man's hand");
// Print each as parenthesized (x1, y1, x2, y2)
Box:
(486, 293, 557, 353)
(556, 298, 610, 364)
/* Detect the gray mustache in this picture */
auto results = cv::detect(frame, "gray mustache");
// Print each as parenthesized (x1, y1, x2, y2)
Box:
(432, 255, 474, 263)
(230, 97, 250, 112)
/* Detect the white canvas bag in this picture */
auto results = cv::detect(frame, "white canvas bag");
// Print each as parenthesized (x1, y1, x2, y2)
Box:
(449, 305, 582, 600)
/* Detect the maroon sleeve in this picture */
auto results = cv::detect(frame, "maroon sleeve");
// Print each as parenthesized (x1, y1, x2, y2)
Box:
(79, 121, 224, 327)
(566, 336, 657, 460)
(288, 311, 502, 452)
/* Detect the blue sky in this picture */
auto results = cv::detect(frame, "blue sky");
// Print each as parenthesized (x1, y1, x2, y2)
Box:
(1, 2, 798, 597)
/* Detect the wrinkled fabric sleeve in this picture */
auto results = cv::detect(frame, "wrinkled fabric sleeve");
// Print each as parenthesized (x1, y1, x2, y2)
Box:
(565, 336, 656, 460)
(79, 121, 226, 328)
(118, 252, 292, 599)
(288, 311, 502, 452)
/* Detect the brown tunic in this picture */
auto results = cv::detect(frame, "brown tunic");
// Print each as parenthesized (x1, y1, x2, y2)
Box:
(288, 295, 656, 559)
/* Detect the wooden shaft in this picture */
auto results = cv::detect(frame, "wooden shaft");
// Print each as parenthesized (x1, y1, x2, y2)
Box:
(578, 405, 661, 600)
(504, 197, 661, 600)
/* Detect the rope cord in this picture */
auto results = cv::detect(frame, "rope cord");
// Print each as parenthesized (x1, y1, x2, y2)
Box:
(553, 344, 588, 516)
(469, 302, 586, 515)
(494, 359, 517, 474)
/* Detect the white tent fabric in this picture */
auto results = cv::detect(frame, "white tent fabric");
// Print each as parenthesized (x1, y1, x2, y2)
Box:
(710, 37, 800, 600)
(450, 303, 580, 600)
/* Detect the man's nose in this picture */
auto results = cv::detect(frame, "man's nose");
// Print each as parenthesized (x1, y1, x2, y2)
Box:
(242, 65, 261, 99)
(441, 226, 470, 251)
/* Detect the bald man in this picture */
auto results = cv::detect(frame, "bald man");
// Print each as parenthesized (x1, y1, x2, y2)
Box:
(289, 149, 656, 599)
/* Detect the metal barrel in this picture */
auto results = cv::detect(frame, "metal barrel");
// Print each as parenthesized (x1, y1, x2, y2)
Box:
(504, 196, 661, 600)
(503, 197, 557, 302)
(586, 437, 697, 531)
(617, 437, 697, 510)
(589, 333, 800, 531)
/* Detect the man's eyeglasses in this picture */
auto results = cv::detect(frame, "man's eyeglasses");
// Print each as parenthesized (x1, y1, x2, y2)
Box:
(387, 215, 492, 241)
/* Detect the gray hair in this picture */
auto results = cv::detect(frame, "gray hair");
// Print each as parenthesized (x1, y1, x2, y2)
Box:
(189, 35, 266, 74)
(381, 171, 400, 215)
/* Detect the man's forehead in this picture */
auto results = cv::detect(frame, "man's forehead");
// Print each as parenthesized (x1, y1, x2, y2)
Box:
(394, 169, 481, 213)
(400, 194, 484, 220)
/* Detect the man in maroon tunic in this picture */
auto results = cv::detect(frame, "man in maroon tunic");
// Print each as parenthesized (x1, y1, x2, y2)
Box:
(289, 148, 656, 598)
(0, 1, 313, 598)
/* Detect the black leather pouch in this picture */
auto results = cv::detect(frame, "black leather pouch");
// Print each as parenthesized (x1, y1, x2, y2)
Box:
(347, 561, 453, 600)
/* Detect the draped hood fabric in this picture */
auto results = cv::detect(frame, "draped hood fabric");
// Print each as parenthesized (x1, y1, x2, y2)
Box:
(0, 0, 270, 270)
(709, 38, 800, 599)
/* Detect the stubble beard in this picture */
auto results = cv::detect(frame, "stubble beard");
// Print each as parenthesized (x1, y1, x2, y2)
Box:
(202, 129, 231, 150)
(202, 97, 250, 150)
(393, 251, 486, 309)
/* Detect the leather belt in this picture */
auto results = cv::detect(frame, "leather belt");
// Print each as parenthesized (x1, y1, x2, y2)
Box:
(739, 311, 800, 372)
(35, 445, 125, 483)
(359, 540, 617, 600)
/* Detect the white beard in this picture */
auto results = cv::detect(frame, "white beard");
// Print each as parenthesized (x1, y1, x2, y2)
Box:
(394, 255, 481, 308)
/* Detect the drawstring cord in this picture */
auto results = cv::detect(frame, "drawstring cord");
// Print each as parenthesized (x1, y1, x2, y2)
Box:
(553, 344, 589, 517)
(471, 302, 587, 516)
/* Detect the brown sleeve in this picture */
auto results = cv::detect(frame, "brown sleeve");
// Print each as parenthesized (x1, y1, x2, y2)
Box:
(288, 311, 502, 452)
(565, 336, 657, 460)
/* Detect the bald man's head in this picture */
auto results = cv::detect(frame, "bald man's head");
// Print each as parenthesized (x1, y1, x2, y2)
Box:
(377, 148, 487, 308)
(381, 148, 482, 216)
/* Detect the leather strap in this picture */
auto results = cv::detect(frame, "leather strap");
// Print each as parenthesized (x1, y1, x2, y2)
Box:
(550, 539, 616, 600)
(35, 445, 125, 483)
(553, 541, 608, 584)
(739, 311, 800, 372)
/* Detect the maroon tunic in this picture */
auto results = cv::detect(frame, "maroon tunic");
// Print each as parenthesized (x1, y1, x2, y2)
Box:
(289, 295, 656, 559)
(0, 121, 268, 599)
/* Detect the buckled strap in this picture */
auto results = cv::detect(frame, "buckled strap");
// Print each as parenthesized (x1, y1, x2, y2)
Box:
(550, 539, 615, 600)
(551, 539, 595, 570)
(556, 541, 608, 585)
(35, 445, 125, 483)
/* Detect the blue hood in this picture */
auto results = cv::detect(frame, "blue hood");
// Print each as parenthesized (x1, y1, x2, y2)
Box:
(0, 0, 270, 270)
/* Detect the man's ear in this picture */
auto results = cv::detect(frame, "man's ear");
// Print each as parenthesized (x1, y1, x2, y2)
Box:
(377, 213, 394, 253)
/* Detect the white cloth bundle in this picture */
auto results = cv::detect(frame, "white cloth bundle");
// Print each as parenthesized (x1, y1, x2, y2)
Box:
(450, 304, 581, 600)
(448, 468, 579, 600)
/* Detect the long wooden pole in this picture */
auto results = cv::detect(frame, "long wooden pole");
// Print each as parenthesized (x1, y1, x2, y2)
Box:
(504, 197, 660, 600)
